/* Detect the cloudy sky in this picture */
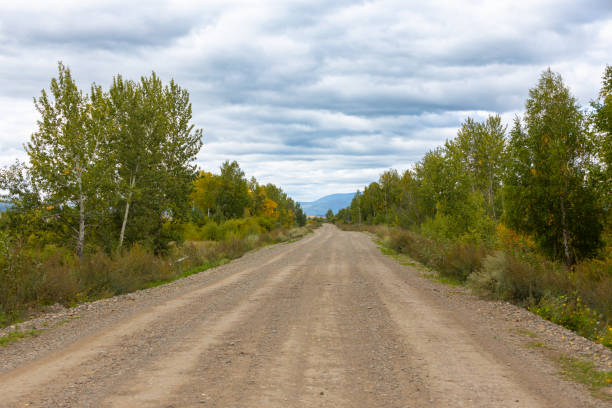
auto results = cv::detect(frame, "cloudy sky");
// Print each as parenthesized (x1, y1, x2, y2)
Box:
(0, 1, 610, 201)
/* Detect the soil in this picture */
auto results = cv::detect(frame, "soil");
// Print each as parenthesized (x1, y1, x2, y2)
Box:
(1, 224, 610, 407)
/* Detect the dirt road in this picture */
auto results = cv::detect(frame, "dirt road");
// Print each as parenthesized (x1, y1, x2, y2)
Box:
(0, 224, 609, 407)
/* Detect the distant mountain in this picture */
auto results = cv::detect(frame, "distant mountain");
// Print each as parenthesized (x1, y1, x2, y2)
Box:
(299, 193, 355, 217)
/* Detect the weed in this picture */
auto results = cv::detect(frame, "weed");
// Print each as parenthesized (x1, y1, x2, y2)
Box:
(0, 224, 312, 328)
(346, 223, 612, 351)
(530, 295, 612, 348)
(0, 329, 42, 347)
(558, 356, 612, 398)
(525, 341, 548, 349)
(513, 328, 538, 338)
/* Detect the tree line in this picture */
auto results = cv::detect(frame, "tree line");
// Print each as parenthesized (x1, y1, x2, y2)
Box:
(190, 160, 306, 229)
(336, 67, 611, 266)
(0, 63, 305, 257)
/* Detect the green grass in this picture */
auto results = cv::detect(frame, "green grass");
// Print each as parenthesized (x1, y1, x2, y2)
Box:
(525, 341, 549, 349)
(54, 315, 81, 327)
(143, 259, 230, 289)
(377, 240, 463, 286)
(513, 328, 538, 338)
(0, 312, 23, 328)
(431, 274, 463, 286)
(558, 356, 612, 398)
(0, 329, 43, 347)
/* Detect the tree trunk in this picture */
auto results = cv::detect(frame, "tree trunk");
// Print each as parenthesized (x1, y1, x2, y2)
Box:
(560, 198, 571, 267)
(77, 192, 85, 259)
(118, 175, 136, 250)
(489, 167, 496, 221)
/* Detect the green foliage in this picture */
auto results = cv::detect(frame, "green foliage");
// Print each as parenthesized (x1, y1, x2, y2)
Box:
(0, 222, 315, 328)
(339, 68, 610, 267)
(558, 357, 612, 395)
(3, 62, 203, 255)
(345, 114, 505, 243)
(344, 222, 612, 350)
(0, 329, 42, 347)
(107, 72, 202, 251)
(216, 161, 251, 220)
(190, 162, 303, 229)
(26, 62, 113, 257)
(530, 295, 610, 344)
(590, 65, 612, 233)
(504, 69, 603, 265)
(334, 68, 612, 351)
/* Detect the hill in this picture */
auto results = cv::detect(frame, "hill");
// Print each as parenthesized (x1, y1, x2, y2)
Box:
(299, 193, 355, 217)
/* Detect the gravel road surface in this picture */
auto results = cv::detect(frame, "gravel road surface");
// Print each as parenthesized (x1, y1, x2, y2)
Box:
(1, 224, 610, 407)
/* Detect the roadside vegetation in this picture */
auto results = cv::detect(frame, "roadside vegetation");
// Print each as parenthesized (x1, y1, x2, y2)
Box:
(335, 67, 612, 350)
(0, 62, 311, 328)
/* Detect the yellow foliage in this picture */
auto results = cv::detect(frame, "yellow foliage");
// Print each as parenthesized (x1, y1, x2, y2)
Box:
(261, 198, 278, 219)
(495, 223, 536, 251)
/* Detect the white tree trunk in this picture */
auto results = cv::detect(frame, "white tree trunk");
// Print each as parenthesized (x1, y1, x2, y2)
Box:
(118, 175, 136, 250)
(77, 178, 86, 259)
(560, 198, 571, 267)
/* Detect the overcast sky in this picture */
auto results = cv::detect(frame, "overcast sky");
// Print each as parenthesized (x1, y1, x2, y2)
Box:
(1, 1, 610, 201)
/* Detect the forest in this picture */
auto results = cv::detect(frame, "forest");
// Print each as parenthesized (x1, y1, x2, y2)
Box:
(334, 67, 612, 349)
(0, 63, 309, 327)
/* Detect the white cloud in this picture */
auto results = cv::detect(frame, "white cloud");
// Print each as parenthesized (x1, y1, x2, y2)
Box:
(0, 0, 610, 201)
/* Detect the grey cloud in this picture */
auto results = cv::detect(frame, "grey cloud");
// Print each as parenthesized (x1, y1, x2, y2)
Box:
(0, 1, 610, 201)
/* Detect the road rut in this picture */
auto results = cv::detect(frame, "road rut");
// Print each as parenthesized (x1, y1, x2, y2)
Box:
(0, 224, 607, 407)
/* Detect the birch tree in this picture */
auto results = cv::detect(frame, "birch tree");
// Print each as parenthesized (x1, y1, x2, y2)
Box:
(504, 69, 603, 265)
(109, 73, 202, 250)
(26, 62, 110, 258)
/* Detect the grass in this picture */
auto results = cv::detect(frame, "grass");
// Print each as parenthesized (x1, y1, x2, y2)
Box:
(362, 222, 612, 399)
(0, 224, 316, 329)
(513, 328, 538, 338)
(525, 341, 549, 350)
(558, 356, 612, 399)
(376, 240, 464, 287)
(345, 223, 612, 351)
(142, 259, 230, 289)
(0, 329, 42, 347)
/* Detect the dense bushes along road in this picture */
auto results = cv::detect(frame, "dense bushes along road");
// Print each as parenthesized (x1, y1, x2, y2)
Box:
(0, 63, 308, 326)
(334, 67, 612, 350)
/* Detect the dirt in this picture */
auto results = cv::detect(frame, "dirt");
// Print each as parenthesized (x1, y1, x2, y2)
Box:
(0, 224, 610, 407)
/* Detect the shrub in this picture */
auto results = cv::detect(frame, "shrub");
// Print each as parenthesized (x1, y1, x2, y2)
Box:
(201, 221, 222, 241)
(437, 243, 487, 282)
(530, 295, 609, 343)
(37, 255, 79, 304)
(468, 251, 506, 296)
(572, 259, 612, 325)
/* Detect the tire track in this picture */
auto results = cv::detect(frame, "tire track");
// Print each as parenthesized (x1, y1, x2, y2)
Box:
(0, 229, 326, 407)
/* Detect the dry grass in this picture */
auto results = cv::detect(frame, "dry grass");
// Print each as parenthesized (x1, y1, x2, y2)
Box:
(0, 224, 316, 328)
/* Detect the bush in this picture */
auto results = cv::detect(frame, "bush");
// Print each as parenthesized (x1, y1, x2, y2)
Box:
(0, 217, 314, 328)
(530, 295, 611, 346)
(201, 221, 222, 241)
(572, 259, 612, 325)
(468, 251, 546, 301)
(437, 243, 487, 282)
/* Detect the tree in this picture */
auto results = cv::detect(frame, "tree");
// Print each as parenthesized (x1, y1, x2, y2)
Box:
(349, 190, 362, 225)
(26, 62, 111, 257)
(591, 65, 612, 230)
(325, 209, 334, 221)
(192, 171, 220, 219)
(108, 73, 202, 250)
(451, 116, 506, 221)
(504, 69, 602, 265)
(294, 203, 307, 226)
(216, 161, 251, 220)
